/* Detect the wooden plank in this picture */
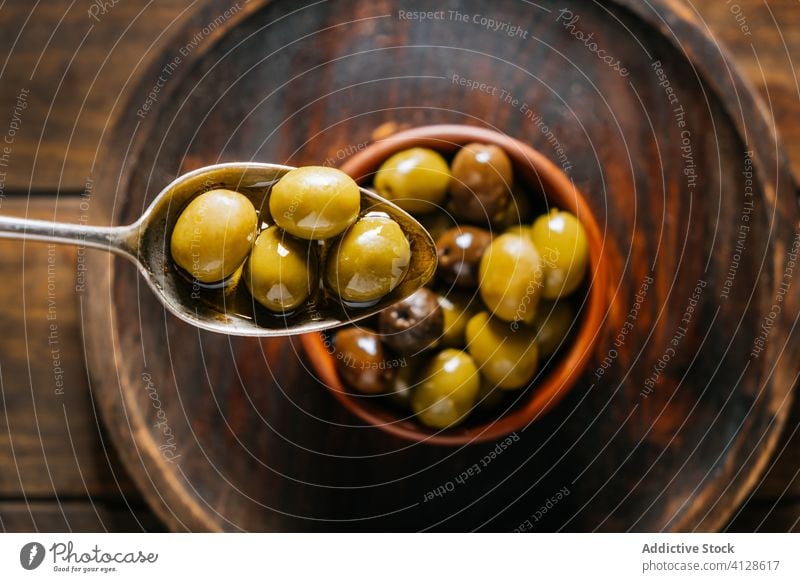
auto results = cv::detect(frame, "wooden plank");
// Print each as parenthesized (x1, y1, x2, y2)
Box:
(0, 501, 163, 532)
(0, 0, 193, 191)
(0, 196, 137, 498)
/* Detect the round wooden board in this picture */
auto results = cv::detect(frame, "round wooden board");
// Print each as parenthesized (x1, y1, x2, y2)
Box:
(86, 0, 799, 531)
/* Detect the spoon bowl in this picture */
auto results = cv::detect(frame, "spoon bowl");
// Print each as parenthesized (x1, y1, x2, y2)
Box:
(0, 163, 437, 337)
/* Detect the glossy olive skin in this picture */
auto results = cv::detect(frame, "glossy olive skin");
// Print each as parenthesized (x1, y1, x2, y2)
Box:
(374, 148, 450, 214)
(438, 292, 480, 348)
(465, 311, 539, 390)
(244, 227, 316, 312)
(379, 288, 443, 355)
(411, 349, 480, 428)
(325, 215, 411, 303)
(478, 233, 543, 323)
(449, 143, 513, 222)
(171, 189, 257, 283)
(436, 226, 493, 288)
(534, 301, 575, 358)
(270, 166, 360, 240)
(530, 209, 589, 299)
(333, 328, 394, 394)
(412, 389, 468, 429)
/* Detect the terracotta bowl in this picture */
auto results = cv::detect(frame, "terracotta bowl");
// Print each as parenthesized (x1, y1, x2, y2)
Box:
(301, 124, 607, 445)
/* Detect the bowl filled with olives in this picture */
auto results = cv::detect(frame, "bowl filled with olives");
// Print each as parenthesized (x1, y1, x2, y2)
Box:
(301, 124, 607, 445)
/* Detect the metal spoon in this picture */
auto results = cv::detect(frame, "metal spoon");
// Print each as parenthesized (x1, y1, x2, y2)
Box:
(0, 163, 437, 336)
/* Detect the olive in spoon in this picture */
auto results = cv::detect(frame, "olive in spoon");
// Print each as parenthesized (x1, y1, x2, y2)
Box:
(0, 163, 437, 336)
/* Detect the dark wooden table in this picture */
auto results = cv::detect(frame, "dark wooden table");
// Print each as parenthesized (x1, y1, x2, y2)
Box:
(0, 0, 797, 532)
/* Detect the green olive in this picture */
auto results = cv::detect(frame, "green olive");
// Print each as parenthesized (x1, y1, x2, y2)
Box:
(437, 292, 480, 348)
(325, 214, 411, 303)
(530, 209, 589, 299)
(465, 311, 539, 390)
(534, 301, 575, 358)
(478, 232, 543, 323)
(374, 148, 450, 214)
(171, 189, 257, 283)
(244, 226, 316, 312)
(411, 349, 479, 428)
(269, 166, 360, 240)
(412, 389, 469, 429)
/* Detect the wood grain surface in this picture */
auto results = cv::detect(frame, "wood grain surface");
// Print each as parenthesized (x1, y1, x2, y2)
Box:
(0, 0, 798, 532)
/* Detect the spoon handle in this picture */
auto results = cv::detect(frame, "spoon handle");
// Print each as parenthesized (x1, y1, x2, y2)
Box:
(0, 215, 138, 256)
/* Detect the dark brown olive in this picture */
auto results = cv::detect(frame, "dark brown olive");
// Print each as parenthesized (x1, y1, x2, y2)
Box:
(436, 226, 493, 288)
(379, 288, 443, 355)
(449, 143, 513, 222)
(333, 328, 394, 394)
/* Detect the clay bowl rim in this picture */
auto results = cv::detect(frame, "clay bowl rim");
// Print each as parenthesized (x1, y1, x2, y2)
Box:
(301, 124, 607, 446)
